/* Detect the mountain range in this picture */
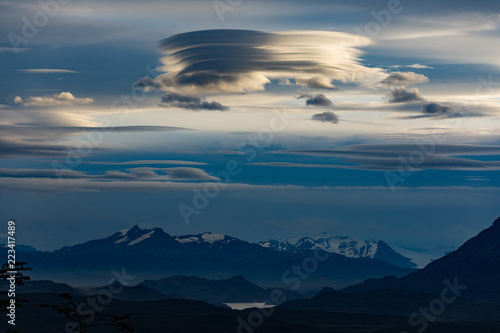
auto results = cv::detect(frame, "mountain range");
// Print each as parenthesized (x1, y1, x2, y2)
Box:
(259, 234, 416, 268)
(4, 216, 500, 332)
(16, 226, 414, 291)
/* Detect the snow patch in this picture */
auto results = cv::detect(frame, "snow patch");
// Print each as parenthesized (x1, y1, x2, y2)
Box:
(176, 236, 199, 244)
(119, 228, 131, 236)
(114, 236, 128, 244)
(201, 233, 225, 244)
(129, 231, 155, 245)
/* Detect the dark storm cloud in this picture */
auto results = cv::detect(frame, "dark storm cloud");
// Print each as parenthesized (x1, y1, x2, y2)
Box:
(298, 93, 333, 107)
(387, 87, 425, 103)
(311, 111, 339, 124)
(379, 72, 429, 86)
(159, 92, 229, 111)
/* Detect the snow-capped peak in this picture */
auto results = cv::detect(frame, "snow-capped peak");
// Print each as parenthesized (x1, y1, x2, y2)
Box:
(175, 232, 227, 245)
(128, 230, 155, 245)
(112, 225, 157, 246)
(119, 227, 131, 236)
(262, 232, 387, 259)
(259, 233, 418, 268)
(259, 234, 380, 258)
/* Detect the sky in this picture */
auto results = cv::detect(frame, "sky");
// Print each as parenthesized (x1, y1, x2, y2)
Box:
(1, 0, 500, 257)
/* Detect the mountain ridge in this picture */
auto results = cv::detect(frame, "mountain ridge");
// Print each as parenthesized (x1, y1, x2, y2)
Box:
(16, 225, 415, 291)
(259, 233, 416, 268)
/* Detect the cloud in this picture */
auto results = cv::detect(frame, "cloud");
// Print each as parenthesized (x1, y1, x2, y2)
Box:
(372, 12, 500, 66)
(379, 72, 429, 86)
(295, 77, 336, 89)
(389, 64, 433, 69)
(311, 111, 339, 124)
(84, 160, 208, 166)
(386, 87, 425, 103)
(279, 144, 500, 157)
(14, 92, 94, 107)
(17, 69, 79, 74)
(298, 93, 333, 107)
(406, 64, 434, 69)
(273, 144, 500, 171)
(159, 92, 229, 111)
(164, 167, 216, 180)
(0, 167, 216, 181)
(135, 29, 386, 95)
(0, 125, 187, 158)
(250, 162, 340, 168)
(422, 102, 455, 117)
(133, 77, 163, 92)
(278, 78, 293, 85)
(464, 176, 490, 182)
(0, 177, 306, 193)
(0, 137, 68, 158)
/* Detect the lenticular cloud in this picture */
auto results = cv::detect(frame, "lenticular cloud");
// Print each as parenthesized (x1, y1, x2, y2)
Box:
(141, 29, 388, 94)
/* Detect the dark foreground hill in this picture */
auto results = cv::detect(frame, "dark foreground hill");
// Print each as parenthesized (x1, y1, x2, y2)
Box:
(280, 288, 500, 322)
(343, 217, 500, 302)
(3, 293, 500, 333)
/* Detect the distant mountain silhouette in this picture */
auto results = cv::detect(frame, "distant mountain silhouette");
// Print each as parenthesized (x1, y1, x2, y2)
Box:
(0, 280, 81, 295)
(343, 217, 500, 302)
(84, 284, 178, 302)
(18, 226, 415, 291)
(1, 243, 37, 252)
(259, 234, 416, 268)
(140, 275, 301, 305)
